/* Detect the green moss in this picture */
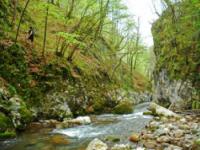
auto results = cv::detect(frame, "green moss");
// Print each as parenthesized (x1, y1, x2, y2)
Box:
(113, 100, 133, 114)
(0, 112, 12, 132)
(19, 106, 32, 124)
(0, 131, 16, 139)
(105, 135, 120, 142)
(143, 111, 153, 116)
(93, 99, 106, 113)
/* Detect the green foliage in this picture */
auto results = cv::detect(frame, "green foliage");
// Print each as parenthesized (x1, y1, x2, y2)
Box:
(0, 113, 12, 132)
(0, 131, 16, 139)
(8, 84, 17, 96)
(18, 105, 32, 124)
(192, 101, 200, 110)
(0, 44, 27, 81)
(56, 32, 86, 48)
(0, 0, 10, 32)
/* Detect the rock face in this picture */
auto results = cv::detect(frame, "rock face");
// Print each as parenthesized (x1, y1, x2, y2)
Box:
(153, 70, 194, 110)
(86, 138, 108, 150)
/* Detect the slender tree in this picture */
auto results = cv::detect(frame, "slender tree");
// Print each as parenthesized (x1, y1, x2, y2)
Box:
(11, 0, 18, 29)
(15, 0, 31, 43)
(42, 0, 50, 58)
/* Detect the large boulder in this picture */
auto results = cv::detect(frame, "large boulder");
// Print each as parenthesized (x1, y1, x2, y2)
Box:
(148, 102, 180, 118)
(44, 92, 73, 120)
(0, 79, 32, 138)
(86, 138, 108, 150)
(113, 100, 133, 114)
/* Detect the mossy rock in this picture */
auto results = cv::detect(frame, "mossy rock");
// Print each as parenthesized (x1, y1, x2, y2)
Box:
(92, 99, 106, 113)
(0, 112, 13, 132)
(19, 106, 32, 123)
(17, 104, 32, 130)
(0, 131, 16, 139)
(113, 100, 133, 114)
(105, 135, 120, 142)
(143, 111, 153, 116)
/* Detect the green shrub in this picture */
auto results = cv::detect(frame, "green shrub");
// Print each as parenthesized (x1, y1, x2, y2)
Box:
(0, 112, 12, 132)
(0, 131, 16, 139)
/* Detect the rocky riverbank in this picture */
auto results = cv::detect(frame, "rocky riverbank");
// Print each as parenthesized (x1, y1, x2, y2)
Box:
(85, 103, 200, 150)
(139, 113, 200, 149)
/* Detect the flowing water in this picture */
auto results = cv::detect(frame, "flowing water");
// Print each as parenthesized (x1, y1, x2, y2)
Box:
(0, 102, 152, 150)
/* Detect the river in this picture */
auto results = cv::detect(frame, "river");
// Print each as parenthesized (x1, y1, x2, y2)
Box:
(0, 102, 152, 150)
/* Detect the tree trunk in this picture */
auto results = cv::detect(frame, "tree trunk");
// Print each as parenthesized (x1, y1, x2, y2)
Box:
(11, 0, 18, 29)
(42, 0, 50, 58)
(15, 0, 30, 43)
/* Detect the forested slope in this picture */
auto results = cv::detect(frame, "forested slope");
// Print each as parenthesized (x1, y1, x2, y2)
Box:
(0, 0, 150, 138)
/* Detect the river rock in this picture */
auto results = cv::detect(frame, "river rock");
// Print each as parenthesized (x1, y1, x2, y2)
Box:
(142, 133, 154, 140)
(163, 144, 183, 150)
(45, 92, 73, 119)
(113, 100, 133, 114)
(149, 121, 161, 130)
(129, 133, 140, 143)
(66, 116, 91, 125)
(111, 144, 131, 150)
(143, 140, 157, 149)
(157, 135, 171, 143)
(154, 128, 170, 136)
(173, 129, 184, 138)
(149, 102, 180, 118)
(86, 138, 108, 150)
(135, 148, 145, 150)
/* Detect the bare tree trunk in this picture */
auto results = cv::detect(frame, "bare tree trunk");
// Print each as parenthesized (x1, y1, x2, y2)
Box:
(15, 0, 30, 43)
(11, 0, 18, 29)
(131, 18, 140, 73)
(42, 0, 50, 58)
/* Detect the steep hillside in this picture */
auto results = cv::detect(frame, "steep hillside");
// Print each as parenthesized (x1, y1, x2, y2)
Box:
(152, 0, 200, 109)
(0, 0, 149, 138)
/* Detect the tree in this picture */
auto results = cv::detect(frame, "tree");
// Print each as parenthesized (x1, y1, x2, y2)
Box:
(11, 0, 18, 29)
(42, 0, 50, 58)
(15, 0, 31, 43)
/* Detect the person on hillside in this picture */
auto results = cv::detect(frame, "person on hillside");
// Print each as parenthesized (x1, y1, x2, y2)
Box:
(27, 26, 34, 43)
